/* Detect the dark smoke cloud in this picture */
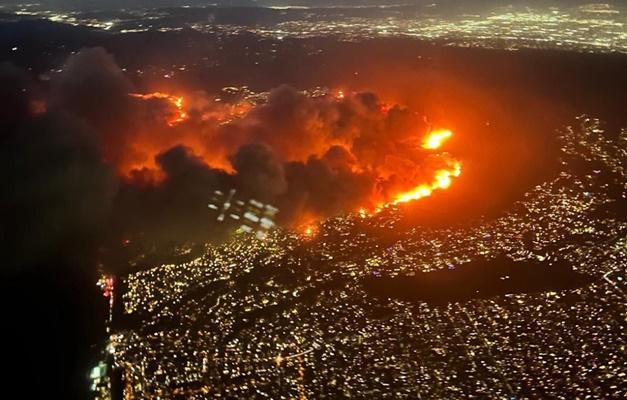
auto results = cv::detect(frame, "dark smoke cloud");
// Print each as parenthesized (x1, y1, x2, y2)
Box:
(230, 143, 287, 202)
(2, 47, 452, 270)
(143, 84, 439, 227)
(278, 148, 376, 221)
(50, 47, 140, 166)
(208, 86, 436, 220)
(1, 49, 132, 272)
(0, 53, 127, 400)
(0, 110, 117, 273)
(115, 82, 434, 234)
(114, 146, 232, 246)
(214, 84, 384, 163)
(219, 85, 431, 172)
(0, 62, 32, 143)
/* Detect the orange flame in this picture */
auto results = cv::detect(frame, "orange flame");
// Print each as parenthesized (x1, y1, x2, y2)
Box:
(129, 92, 189, 126)
(392, 161, 461, 205)
(422, 129, 452, 149)
(123, 88, 461, 223)
(367, 128, 461, 213)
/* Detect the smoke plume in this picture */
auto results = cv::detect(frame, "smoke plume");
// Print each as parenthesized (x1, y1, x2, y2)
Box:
(1, 47, 461, 266)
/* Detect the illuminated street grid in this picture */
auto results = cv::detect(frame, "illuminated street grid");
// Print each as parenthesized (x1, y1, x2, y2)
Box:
(251, 5, 627, 53)
(3, 4, 627, 53)
(109, 115, 627, 399)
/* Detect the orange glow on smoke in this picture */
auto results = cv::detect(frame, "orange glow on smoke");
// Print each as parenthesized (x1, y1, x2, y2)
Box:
(121, 91, 238, 180)
(303, 226, 314, 237)
(29, 100, 47, 116)
(370, 128, 461, 213)
(299, 221, 320, 239)
(422, 129, 452, 149)
(122, 88, 461, 221)
(129, 92, 189, 126)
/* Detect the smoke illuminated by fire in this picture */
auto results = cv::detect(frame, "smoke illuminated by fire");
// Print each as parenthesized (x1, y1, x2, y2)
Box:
(120, 86, 462, 226)
(129, 92, 189, 126)
(1, 47, 469, 249)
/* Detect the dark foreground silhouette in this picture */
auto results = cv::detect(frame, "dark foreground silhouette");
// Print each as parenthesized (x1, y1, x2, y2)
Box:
(1, 264, 106, 400)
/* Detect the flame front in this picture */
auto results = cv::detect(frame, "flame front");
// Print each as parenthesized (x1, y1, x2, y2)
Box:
(374, 128, 461, 212)
(391, 161, 461, 205)
(121, 87, 461, 224)
(129, 92, 189, 126)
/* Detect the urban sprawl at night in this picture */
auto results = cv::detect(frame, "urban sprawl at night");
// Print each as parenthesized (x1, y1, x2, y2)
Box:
(92, 116, 627, 399)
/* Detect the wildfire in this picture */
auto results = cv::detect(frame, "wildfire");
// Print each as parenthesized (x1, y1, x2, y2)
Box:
(121, 86, 462, 227)
(369, 128, 461, 213)
(392, 161, 461, 205)
(129, 92, 189, 126)
(422, 129, 452, 149)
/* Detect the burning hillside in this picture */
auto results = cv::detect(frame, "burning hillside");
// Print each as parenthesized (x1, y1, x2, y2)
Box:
(128, 92, 188, 126)
(1, 47, 464, 252)
(124, 86, 462, 225)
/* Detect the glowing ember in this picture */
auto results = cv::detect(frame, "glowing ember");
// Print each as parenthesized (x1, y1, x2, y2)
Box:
(129, 92, 189, 126)
(29, 100, 47, 116)
(422, 129, 452, 149)
(300, 223, 319, 238)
